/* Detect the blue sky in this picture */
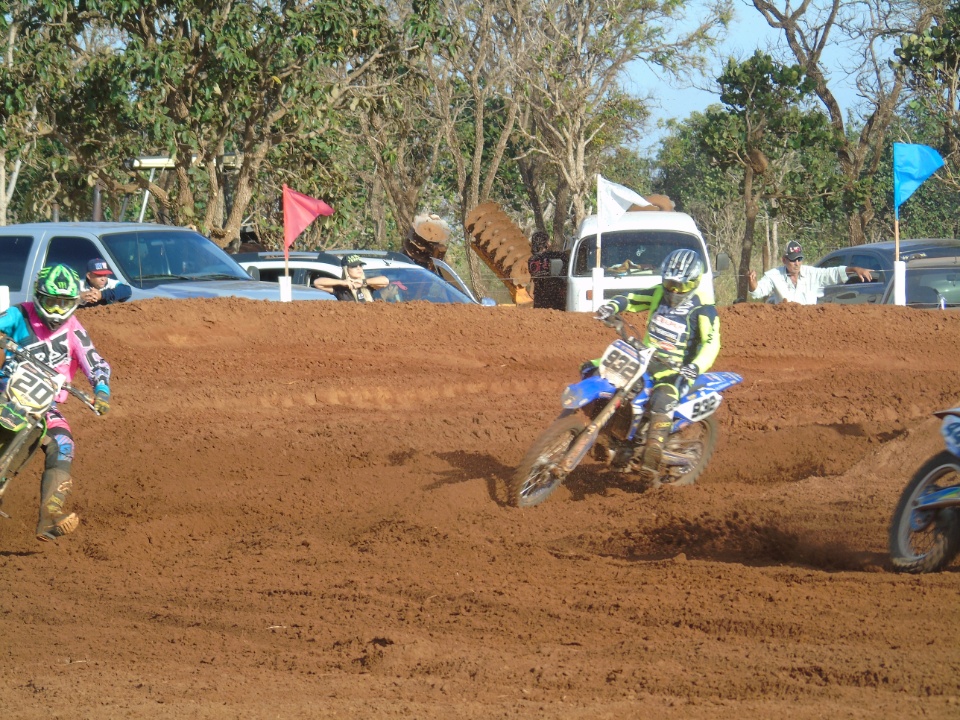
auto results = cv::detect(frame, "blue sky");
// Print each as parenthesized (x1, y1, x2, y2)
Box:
(629, 1, 861, 150)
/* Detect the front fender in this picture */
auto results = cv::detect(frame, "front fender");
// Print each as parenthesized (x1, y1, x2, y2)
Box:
(561, 375, 616, 410)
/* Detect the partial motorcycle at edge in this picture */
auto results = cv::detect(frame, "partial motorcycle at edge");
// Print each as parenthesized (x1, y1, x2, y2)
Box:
(888, 407, 960, 573)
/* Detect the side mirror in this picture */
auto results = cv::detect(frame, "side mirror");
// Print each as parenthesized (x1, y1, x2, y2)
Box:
(247, 266, 261, 281)
(549, 258, 564, 277)
(715, 252, 731, 273)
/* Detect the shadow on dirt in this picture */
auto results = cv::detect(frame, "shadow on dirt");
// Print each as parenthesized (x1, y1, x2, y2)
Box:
(427, 451, 641, 507)
(593, 511, 891, 572)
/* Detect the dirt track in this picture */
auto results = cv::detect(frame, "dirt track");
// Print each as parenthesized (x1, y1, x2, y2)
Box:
(2, 299, 959, 719)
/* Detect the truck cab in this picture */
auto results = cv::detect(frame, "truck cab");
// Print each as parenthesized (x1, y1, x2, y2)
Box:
(549, 211, 720, 312)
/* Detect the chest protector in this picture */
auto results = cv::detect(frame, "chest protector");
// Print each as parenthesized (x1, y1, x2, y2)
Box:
(644, 297, 701, 368)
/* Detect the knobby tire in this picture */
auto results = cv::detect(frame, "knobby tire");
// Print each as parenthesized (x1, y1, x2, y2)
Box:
(888, 450, 960, 574)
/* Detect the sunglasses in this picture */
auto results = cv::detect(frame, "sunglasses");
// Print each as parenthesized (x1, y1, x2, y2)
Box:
(785, 256, 803, 262)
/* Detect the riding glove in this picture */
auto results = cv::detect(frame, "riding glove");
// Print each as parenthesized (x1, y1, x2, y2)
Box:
(679, 363, 699, 382)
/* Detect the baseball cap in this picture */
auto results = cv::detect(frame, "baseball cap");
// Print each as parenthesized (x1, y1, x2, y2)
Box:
(783, 241, 803, 261)
(87, 257, 113, 275)
(341, 254, 366, 268)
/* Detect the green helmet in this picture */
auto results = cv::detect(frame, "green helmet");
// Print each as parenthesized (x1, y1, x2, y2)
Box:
(35, 264, 81, 328)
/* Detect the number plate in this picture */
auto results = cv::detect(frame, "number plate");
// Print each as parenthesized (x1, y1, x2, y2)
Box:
(599, 339, 648, 389)
(7, 362, 63, 413)
(942, 416, 960, 456)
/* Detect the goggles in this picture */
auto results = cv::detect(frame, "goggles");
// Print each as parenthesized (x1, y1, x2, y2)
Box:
(38, 293, 79, 316)
(663, 278, 697, 294)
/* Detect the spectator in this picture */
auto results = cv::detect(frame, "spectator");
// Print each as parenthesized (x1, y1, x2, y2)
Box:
(747, 241, 873, 305)
(313, 254, 389, 302)
(80, 257, 132, 307)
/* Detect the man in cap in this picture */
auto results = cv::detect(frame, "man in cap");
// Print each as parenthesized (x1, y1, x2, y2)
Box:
(79, 257, 132, 307)
(312, 254, 390, 302)
(747, 241, 873, 305)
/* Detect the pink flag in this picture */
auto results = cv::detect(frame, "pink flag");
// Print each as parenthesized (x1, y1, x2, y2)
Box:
(282, 184, 334, 257)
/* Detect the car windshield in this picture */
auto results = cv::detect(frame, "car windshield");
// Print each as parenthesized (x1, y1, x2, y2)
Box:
(374, 266, 473, 304)
(101, 229, 250, 287)
(574, 230, 702, 277)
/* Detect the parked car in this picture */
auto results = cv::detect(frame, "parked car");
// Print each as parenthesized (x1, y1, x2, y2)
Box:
(232, 249, 496, 305)
(815, 238, 960, 306)
(0, 222, 336, 307)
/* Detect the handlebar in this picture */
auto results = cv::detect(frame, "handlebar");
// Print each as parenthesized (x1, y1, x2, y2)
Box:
(594, 312, 645, 348)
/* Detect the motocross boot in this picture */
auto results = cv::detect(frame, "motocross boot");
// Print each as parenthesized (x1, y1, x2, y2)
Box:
(36, 469, 79, 542)
(0, 476, 8, 511)
(638, 413, 673, 488)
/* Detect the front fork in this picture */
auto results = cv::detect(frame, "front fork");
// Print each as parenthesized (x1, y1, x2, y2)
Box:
(0, 419, 44, 519)
(558, 391, 626, 473)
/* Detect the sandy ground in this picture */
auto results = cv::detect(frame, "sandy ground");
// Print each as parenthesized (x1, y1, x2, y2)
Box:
(1, 298, 959, 719)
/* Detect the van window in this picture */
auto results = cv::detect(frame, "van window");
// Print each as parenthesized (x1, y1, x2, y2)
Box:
(574, 230, 701, 277)
(45, 236, 104, 278)
(0, 235, 33, 291)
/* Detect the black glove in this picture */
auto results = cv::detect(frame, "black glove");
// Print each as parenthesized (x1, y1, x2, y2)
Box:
(580, 360, 599, 378)
(679, 363, 699, 382)
(595, 302, 619, 321)
(94, 390, 111, 415)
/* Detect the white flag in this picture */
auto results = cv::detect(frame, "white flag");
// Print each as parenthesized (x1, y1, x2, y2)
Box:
(597, 174, 651, 229)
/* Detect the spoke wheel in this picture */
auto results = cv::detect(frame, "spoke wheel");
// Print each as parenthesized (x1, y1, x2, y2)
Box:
(889, 451, 960, 573)
(509, 412, 586, 508)
(659, 416, 718, 487)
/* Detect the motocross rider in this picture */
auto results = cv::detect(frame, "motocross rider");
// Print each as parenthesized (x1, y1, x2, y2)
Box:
(0, 264, 112, 541)
(593, 248, 720, 488)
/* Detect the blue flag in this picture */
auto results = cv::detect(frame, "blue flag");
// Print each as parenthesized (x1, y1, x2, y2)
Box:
(893, 143, 944, 219)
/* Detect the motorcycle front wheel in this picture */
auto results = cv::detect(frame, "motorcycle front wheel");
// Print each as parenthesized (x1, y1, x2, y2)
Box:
(888, 450, 960, 574)
(509, 411, 586, 508)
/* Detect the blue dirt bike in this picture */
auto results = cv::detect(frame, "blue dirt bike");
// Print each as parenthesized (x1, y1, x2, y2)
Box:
(509, 314, 742, 507)
(888, 407, 960, 573)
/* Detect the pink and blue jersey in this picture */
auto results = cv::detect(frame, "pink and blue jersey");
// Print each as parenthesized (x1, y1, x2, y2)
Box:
(0, 303, 111, 403)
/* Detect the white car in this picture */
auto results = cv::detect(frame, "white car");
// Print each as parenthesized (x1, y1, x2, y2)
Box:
(232, 249, 496, 305)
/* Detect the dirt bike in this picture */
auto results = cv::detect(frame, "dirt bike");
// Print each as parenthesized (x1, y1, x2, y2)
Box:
(0, 333, 99, 518)
(509, 314, 742, 507)
(888, 407, 960, 573)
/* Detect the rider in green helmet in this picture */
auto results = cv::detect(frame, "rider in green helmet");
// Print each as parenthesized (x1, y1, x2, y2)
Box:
(0, 264, 113, 541)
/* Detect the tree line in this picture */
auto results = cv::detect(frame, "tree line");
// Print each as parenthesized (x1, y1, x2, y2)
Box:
(2, 0, 959, 301)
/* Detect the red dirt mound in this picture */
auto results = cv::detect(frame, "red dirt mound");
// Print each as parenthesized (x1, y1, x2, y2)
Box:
(2, 299, 959, 718)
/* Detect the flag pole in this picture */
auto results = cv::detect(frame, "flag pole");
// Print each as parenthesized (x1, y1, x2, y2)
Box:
(593, 174, 604, 312)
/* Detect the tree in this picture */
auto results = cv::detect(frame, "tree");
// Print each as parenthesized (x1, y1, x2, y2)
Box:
(513, 0, 732, 235)
(701, 52, 826, 300)
(14, 0, 411, 246)
(894, 2, 960, 189)
(751, 0, 939, 246)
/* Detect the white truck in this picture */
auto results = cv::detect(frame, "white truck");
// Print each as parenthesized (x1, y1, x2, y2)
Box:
(535, 210, 728, 312)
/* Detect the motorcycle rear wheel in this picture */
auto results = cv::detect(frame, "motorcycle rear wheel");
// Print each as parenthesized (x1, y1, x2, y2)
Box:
(660, 416, 718, 487)
(888, 450, 960, 574)
(509, 411, 586, 508)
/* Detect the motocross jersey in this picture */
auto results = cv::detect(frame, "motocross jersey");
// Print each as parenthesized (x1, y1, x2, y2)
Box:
(613, 285, 721, 371)
(0, 303, 111, 403)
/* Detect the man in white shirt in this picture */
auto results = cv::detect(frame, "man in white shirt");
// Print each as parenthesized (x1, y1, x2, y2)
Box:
(747, 241, 873, 305)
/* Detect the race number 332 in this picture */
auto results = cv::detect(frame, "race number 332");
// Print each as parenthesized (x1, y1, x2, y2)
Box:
(691, 394, 719, 419)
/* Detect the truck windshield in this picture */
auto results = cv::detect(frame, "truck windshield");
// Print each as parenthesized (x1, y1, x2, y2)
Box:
(100, 229, 250, 287)
(574, 230, 702, 277)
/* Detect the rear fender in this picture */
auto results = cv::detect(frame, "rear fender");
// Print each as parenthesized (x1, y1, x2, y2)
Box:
(671, 373, 742, 429)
